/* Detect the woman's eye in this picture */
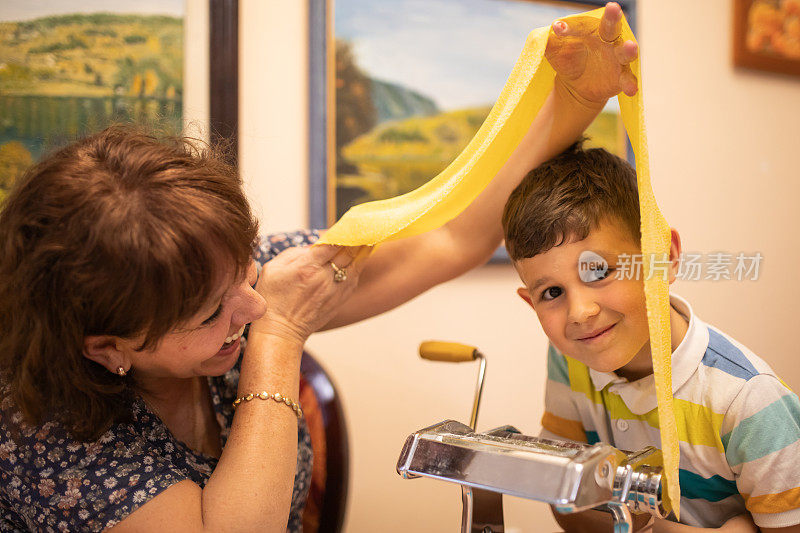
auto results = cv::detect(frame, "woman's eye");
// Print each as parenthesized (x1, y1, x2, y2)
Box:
(201, 304, 223, 325)
(541, 287, 563, 301)
(248, 261, 261, 288)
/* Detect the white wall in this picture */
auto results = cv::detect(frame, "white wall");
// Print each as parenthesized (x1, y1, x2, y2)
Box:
(238, 1, 800, 531)
(182, 0, 209, 141)
(240, 0, 309, 231)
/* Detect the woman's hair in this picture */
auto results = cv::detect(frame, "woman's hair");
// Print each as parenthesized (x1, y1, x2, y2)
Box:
(0, 125, 259, 440)
(502, 141, 640, 261)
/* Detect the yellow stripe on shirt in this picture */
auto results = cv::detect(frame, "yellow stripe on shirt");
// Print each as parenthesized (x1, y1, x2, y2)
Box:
(743, 486, 800, 514)
(564, 356, 725, 449)
(541, 411, 587, 442)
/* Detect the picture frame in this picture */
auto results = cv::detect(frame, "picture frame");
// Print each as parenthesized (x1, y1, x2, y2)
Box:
(733, 0, 800, 77)
(308, 0, 636, 261)
(209, 0, 239, 163)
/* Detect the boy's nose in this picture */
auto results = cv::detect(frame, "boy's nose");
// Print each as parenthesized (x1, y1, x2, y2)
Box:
(567, 292, 601, 325)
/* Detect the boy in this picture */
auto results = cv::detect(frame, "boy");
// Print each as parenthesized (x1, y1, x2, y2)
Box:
(501, 142, 800, 532)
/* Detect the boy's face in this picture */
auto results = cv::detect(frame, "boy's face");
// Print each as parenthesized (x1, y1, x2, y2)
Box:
(514, 218, 655, 378)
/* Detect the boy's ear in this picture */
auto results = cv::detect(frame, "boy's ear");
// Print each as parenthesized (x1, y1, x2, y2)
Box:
(517, 287, 536, 310)
(668, 227, 683, 285)
(83, 335, 129, 375)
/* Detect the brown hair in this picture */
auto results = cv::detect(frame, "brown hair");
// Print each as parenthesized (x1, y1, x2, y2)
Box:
(502, 142, 640, 261)
(0, 125, 259, 440)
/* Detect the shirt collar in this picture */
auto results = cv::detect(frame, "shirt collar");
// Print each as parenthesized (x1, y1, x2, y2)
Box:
(588, 293, 709, 415)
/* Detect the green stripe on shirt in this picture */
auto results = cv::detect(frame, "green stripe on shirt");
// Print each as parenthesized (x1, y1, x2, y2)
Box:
(680, 469, 739, 502)
(547, 344, 570, 387)
(722, 394, 800, 466)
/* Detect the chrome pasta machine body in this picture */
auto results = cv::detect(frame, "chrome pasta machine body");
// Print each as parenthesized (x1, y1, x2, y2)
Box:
(396, 342, 668, 533)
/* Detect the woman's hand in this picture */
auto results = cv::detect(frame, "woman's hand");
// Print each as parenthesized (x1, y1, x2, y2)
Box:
(546, 2, 639, 108)
(251, 244, 372, 344)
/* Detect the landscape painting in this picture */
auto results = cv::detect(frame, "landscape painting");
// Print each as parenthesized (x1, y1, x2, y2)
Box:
(328, 0, 628, 223)
(0, 0, 184, 203)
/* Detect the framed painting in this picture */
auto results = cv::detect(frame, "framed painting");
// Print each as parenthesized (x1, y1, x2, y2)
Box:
(733, 0, 800, 77)
(0, 0, 239, 204)
(309, 0, 637, 252)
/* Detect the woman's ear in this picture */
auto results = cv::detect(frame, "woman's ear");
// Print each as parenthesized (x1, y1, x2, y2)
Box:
(668, 227, 682, 285)
(517, 287, 536, 310)
(83, 336, 128, 374)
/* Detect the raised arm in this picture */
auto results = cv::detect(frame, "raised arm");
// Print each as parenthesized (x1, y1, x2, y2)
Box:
(324, 2, 639, 329)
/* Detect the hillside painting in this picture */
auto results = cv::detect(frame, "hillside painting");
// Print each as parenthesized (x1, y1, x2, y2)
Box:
(0, 1, 184, 203)
(331, 0, 626, 222)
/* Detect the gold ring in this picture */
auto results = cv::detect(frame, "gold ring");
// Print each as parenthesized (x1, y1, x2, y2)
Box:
(330, 262, 347, 282)
(599, 32, 621, 44)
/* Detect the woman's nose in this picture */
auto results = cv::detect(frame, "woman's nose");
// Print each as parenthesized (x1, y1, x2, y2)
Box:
(248, 290, 267, 322)
(232, 286, 267, 325)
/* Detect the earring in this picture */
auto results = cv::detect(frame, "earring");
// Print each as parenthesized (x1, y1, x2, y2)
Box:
(116, 366, 127, 376)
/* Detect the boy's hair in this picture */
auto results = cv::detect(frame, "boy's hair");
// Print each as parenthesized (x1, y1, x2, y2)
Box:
(0, 124, 258, 440)
(502, 142, 640, 261)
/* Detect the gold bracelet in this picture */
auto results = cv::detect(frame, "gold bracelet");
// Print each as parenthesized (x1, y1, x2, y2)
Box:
(232, 391, 303, 418)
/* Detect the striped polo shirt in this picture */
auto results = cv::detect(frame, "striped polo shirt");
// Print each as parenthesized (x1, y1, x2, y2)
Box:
(540, 294, 800, 528)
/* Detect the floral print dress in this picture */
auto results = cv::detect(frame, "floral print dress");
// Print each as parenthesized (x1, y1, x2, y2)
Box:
(0, 230, 320, 532)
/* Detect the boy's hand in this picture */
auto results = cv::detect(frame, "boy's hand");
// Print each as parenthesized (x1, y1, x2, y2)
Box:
(716, 514, 758, 532)
(649, 514, 758, 532)
(545, 2, 639, 109)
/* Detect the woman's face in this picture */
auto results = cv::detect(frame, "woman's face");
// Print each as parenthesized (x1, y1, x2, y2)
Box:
(125, 260, 266, 380)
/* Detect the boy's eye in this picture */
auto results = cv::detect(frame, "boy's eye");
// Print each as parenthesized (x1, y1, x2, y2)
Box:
(541, 287, 563, 301)
(585, 266, 615, 283)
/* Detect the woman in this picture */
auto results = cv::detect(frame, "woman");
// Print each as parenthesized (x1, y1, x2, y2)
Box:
(0, 5, 639, 532)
